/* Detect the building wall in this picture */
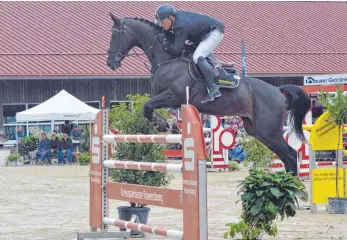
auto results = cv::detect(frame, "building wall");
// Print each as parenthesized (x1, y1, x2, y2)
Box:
(257, 76, 303, 86)
(0, 78, 151, 128)
(0, 75, 303, 129)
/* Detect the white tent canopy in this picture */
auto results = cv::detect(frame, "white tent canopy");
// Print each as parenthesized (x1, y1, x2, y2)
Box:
(16, 90, 100, 122)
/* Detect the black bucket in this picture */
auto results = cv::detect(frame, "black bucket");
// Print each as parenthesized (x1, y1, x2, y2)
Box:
(117, 206, 151, 235)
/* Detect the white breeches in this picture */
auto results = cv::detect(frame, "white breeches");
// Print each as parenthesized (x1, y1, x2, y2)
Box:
(192, 29, 224, 64)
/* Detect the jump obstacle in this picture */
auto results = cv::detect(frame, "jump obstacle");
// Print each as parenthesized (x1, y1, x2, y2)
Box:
(163, 115, 235, 170)
(77, 104, 209, 240)
(270, 110, 347, 180)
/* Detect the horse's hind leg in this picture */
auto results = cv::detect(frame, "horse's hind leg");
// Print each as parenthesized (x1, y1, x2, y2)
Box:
(241, 117, 257, 137)
(242, 117, 297, 175)
(259, 133, 298, 176)
(251, 111, 298, 176)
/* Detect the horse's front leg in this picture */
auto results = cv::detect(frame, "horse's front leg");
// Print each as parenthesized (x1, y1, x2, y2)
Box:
(143, 89, 182, 122)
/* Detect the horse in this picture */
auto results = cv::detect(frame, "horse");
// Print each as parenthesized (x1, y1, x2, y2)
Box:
(106, 13, 311, 176)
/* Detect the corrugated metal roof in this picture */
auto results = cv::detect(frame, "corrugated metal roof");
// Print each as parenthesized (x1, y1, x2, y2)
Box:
(1, 1, 347, 77)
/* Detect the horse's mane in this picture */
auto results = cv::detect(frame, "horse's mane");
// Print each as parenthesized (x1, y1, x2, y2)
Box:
(124, 17, 162, 32)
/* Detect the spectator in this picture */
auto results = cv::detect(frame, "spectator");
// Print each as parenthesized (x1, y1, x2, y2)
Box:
(0, 129, 8, 141)
(229, 122, 247, 162)
(0, 129, 9, 148)
(169, 112, 182, 130)
(59, 133, 74, 165)
(70, 124, 82, 152)
(231, 143, 246, 162)
(63, 120, 71, 135)
(53, 125, 62, 134)
(232, 123, 239, 136)
(202, 114, 210, 128)
(50, 133, 60, 161)
(38, 133, 51, 165)
(70, 124, 82, 138)
(223, 117, 232, 128)
(15, 126, 25, 140)
(312, 100, 323, 123)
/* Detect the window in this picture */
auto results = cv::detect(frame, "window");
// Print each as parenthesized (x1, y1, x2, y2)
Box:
(28, 104, 38, 109)
(110, 101, 133, 111)
(85, 101, 100, 109)
(2, 103, 54, 140)
(3, 104, 26, 124)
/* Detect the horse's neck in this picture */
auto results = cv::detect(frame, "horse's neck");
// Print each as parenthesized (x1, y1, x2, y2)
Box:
(148, 44, 175, 69)
(129, 21, 176, 69)
(138, 34, 176, 68)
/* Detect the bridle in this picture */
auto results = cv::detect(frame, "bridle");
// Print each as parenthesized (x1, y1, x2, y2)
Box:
(108, 19, 160, 71)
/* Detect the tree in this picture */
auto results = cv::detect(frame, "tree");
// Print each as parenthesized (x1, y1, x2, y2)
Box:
(317, 85, 347, 198)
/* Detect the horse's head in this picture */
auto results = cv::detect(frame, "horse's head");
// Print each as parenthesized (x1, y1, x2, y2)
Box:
(107, 13, 137, 70)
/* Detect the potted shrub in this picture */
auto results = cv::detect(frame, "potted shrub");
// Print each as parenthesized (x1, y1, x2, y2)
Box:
(18, 136, 38, 163)
(228, 161, 239, 171)
(238, 134, 274, 173)
(77, 152, 90, 166)
(224, 169, 308, 239)
(109, 94, 173, 236)
(317, 86, 347, 214)
(6, 153, 22, 166)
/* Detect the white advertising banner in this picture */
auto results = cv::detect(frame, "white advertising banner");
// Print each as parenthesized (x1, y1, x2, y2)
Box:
(303, 74, 347, 86)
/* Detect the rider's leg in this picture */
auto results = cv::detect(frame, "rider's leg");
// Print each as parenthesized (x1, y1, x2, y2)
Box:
(193, 29, 224, 103)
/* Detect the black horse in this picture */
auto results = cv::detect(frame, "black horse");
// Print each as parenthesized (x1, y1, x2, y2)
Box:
(106, 14, 311, 176)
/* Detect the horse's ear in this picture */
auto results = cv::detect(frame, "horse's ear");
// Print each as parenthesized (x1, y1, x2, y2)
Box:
(109, 12, 121, 26)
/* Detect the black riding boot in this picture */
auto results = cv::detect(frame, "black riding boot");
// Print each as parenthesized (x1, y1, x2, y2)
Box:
(197, 56, 222, 103)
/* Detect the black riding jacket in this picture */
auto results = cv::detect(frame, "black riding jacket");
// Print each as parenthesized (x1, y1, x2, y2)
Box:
(163, 10, 224, 57)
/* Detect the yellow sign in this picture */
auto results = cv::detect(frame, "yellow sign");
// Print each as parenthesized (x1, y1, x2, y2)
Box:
(309, 111, 343, 150)
(311, 168, 347, 204)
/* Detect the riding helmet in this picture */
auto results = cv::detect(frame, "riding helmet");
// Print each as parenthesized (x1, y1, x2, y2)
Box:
(155, 4, 176, 21)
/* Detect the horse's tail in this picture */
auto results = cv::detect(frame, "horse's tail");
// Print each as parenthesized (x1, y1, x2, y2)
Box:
(279, 84, 311, 142)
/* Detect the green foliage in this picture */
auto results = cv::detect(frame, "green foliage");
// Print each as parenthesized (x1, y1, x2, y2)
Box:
(239, 135, 274, 170)
(78, 153, 90, 166)
(317, 86, 347, 127)
(224, 220, 262, 240)
(18, 136, 38, 156)
(224, 170, 308, 239)
(81, 128, 90, 152)
(228, 161, 239, 171)
(317, 86, 347, 198)
(109, 94, 173, 208)
(6, 153, 22, 164)
(109, 94, 169, 134)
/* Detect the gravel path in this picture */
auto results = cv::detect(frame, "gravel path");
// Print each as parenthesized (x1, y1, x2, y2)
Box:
(1, 165, 347, 240)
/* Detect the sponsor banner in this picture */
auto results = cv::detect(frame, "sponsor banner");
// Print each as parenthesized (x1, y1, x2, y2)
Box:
(304, 74, 347, 86)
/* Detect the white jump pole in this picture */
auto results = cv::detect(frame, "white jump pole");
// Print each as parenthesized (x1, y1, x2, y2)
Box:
(186, 86, 189, 105)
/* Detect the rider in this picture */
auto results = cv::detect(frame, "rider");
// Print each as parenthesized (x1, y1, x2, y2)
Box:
(155, 4, 224, 103)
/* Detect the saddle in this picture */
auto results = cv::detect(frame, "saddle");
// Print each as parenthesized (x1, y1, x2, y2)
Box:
(181, 43, 241, 89)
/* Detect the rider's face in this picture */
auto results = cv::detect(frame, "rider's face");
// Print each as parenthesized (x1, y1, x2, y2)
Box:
(160, 16, 173, 30)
